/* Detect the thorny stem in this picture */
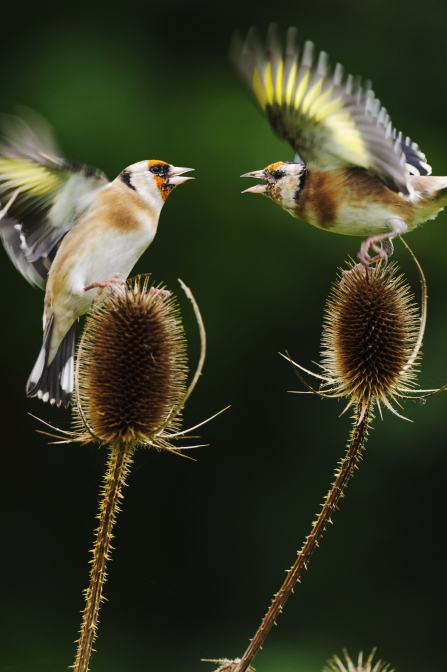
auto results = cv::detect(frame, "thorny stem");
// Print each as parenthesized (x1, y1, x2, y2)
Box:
(232, 401, 372, 672)
(72, 440, 134, 672)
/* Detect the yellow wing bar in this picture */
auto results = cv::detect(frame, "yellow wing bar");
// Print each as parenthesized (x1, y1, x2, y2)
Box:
(246, 33, 369, 167)
(0, 157, 61, 197)
(231, 25, 413, 193)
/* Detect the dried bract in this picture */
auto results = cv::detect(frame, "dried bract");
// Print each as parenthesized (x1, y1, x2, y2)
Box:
(323, 648, 394, 672)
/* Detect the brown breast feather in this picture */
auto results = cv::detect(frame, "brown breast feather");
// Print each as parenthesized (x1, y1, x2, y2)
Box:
(294, 168, 413, 229)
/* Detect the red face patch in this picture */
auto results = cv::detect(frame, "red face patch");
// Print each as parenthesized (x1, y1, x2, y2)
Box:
(147, 160, 172, 201)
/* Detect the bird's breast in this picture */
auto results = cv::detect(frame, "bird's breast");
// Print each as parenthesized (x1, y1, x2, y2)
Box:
(94, 184, 161, 235)
(289, 168, 415, 236)
(46, 188, 160, 317)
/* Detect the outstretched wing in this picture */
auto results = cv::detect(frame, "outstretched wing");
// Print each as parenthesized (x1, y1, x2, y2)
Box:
(0, 110, 109, 288)
(231, 25, 431, 195)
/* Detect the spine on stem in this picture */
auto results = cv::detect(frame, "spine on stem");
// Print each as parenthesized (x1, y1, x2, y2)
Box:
(72, 440, 134, 672)
(232, 401, 372, 672)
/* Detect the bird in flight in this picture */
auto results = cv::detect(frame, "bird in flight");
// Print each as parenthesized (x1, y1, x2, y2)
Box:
(0, 111, 193, 406)
(231, 25, 446, 264)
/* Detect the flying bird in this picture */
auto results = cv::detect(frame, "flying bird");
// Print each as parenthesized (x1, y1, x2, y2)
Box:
(231, 25, 447, 263)
(0, 111, 193, 406)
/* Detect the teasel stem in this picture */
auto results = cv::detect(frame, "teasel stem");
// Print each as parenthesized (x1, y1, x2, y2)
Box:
(232, 400, 372, 672)
(73, 439, 134, 672)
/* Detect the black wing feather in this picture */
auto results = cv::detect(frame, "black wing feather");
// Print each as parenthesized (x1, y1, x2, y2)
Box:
(231, 25, 432, 193)
(0, 111, 108, 285)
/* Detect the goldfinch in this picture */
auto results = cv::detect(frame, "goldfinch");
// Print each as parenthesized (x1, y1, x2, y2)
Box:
(0, 111, 193, 406)
(231, 26, 447, 263)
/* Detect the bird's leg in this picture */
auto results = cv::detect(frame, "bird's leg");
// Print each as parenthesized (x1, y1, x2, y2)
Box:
(358, 232, 394, 265)
(84, 273, 127, 303)
(358, 218, 407, 266)
(340, 263, 374, 288)
(84, 272, 126, 293)
(381, 237, 394, 258)
(148, 287, 171, 299)
(342, 219, 405, 286)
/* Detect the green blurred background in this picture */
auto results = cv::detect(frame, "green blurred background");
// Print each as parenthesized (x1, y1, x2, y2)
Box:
(1, 1, 446, 670)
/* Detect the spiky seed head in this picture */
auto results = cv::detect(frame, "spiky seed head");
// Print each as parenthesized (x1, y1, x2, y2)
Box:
(323, 649, 394, 672)
(321, 264, 420, 416)
(73, 279, 188, 444)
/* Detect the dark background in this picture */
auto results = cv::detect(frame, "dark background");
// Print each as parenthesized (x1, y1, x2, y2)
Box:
(1, 1, 446, 671)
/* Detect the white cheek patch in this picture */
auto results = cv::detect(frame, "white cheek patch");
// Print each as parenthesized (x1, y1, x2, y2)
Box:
(60, 355, 74, 394)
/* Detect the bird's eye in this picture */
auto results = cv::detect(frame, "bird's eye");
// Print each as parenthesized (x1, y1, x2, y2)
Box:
(272, 170, 285, 179)
(149, 164, 169, 177)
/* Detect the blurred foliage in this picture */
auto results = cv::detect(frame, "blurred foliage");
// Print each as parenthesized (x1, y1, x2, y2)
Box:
(0, 1, 446, 671)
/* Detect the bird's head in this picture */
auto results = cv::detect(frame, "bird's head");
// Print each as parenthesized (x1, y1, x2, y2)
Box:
(241, 161, 306, 209)
(119, 160, 194, 207)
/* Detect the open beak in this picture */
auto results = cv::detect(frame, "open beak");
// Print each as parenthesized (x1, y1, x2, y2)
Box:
(241, 169, 268, 194)
(167, 166, 195, 186)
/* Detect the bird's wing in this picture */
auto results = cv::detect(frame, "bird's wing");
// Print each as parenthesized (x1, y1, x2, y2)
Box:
(0, 110, 109, 287)
(231, 25, 431, 194)
(0, 217, 53, 289)
(399, 135, 431, 177)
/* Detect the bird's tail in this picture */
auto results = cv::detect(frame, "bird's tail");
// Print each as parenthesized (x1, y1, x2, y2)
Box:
(26, 316, 78, 407)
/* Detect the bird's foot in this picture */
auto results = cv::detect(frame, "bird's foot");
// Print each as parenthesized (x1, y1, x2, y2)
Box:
(340, 263, 375, 287)
(358, 233, 395, 267)
(85, 273, 127, 302)
(340, 264, 375, 289)
(148, 287, 171, 299)
(84, 273, 126, 292)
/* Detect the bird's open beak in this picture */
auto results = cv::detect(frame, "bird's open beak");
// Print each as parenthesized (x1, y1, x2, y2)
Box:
(167, 166, 195, 186)
(241, 169, 268, 194)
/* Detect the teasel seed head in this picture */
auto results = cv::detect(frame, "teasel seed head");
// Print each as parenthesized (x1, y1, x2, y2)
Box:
(73, 278, 189, 446)
(283, 245, 447, 422)
(34, 276, 224, 453)
(320, 263, 421, 418)
(323, 648, 394, 672)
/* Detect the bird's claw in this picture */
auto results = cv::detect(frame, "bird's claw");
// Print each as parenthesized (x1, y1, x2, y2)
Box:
(84, 273, 127, 302)
(149, 287, 171, 299)
(358, 240, 387, 266)
(340, 263, 375, 287)
(358, 234, 394, 267)
(347, 232, 397, 286)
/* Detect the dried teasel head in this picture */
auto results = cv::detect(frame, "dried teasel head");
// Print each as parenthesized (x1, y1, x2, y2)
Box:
(34, 276, 225, 452)
(321, 262, 421, 419)
(285, 245, 446, 422)
(323, 648, 394, 672)
(73, 278, 189, 445)
(30, 275, 219, 454)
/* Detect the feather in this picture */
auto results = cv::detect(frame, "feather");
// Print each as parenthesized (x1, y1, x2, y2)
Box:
(0, 217, 50, 288)
(26, 315, 77, 407)
(231, 25, 431, 194)
(0, 112, 108, 284)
